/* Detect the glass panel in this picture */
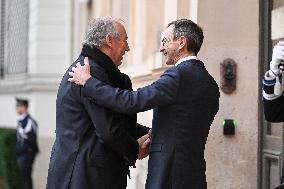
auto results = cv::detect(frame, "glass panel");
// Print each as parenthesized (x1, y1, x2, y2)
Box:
(273, 0, 284, 9)
(269, 159, 280, 188)
(270, 122, 283, 137)
(5, 0, 29, 75)
(0, 0, 5, 78)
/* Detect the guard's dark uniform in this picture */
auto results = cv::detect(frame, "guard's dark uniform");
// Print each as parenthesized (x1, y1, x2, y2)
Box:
(16, 113, 39, 189)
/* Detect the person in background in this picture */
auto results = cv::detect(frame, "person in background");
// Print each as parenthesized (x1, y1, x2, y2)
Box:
(15, 97, 39, 189)
(262, 41, 284, 188)
(263, 41, 284, 120)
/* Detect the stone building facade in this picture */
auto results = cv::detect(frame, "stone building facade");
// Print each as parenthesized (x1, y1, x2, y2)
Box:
(0, 0, 283, 188)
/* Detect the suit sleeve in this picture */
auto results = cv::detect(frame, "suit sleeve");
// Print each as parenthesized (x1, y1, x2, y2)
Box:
(82, 67, 180, 114)
(72, 83, 139, 165)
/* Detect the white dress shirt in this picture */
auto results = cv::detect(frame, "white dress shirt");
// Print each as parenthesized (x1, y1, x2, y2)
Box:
(175, 56, 197, 66)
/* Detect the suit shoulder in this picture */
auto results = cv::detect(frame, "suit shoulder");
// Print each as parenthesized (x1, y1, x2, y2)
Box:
(160, 66, 181, 81)
(177, 59, 204, 68)
(156, 66, 181, 88)
(164, 66, 179, 75)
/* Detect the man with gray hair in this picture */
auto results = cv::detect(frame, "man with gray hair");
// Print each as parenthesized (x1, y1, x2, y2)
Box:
(46, 17, 150, 189)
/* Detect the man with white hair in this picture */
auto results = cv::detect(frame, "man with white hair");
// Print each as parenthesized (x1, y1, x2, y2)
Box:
(46, 17, 150, 189)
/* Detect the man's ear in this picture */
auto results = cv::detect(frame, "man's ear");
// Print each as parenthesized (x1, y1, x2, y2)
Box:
(105, 34, 113, 47)
(178, 36, 187, 50)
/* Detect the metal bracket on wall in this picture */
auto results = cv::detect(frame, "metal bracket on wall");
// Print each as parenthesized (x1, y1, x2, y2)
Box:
(220, 58, 237, 94)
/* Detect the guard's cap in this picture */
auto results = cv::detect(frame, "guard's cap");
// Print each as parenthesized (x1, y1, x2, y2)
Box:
(15, 97, 29, 107)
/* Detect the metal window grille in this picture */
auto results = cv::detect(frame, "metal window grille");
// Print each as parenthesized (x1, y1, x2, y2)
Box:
(0, 0, 29, 78)
(0, 0, 5, 78)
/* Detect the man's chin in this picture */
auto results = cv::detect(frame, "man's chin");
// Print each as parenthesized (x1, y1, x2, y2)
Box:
(165, 60, 175, 65)
(114, 61, 122, 67)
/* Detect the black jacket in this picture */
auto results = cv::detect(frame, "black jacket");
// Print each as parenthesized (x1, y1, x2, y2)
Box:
(46, 46, 149, 189)
(263, 96, 284, 122)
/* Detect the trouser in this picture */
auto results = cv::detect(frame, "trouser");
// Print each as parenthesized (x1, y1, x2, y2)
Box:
(16, 152, 35, 189)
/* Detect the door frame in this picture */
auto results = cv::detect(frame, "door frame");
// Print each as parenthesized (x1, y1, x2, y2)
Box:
(258, 0, 274, 188)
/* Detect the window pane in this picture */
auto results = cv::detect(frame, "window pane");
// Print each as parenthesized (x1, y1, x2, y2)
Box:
(273, 0, 284, 9)
(0, 0, 6, 78)
(5, 0, 29, 75)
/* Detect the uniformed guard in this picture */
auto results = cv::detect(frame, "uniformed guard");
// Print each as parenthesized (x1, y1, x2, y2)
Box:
(15, 97, 39, 189)
(262, 41, 284, 188)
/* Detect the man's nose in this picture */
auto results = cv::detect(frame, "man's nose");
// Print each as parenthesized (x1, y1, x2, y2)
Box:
(125, 42, 130, 52)
(159, 45, 164, 52)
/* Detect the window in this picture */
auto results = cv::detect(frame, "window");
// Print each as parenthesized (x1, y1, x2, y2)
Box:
(0, 0, 29, 79)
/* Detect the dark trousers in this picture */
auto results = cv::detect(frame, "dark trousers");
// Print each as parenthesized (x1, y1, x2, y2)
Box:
(16, 153, 35, 189)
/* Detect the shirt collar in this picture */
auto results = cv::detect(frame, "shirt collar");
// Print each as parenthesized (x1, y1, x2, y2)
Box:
(17, 113, 28, 121)
(175, 56, 197, 66)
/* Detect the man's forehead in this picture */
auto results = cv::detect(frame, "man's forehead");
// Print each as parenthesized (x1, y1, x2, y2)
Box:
(161, 26, 173, 39)
(115, 22, 128, 38)
(120, 31, 128, 40)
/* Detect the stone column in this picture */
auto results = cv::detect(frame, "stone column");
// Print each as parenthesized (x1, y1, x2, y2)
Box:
(164, 0, 177, 26)
(93, 0, 112, 18)
(131, 0, 146, 65)
(189, 0, 198, 23)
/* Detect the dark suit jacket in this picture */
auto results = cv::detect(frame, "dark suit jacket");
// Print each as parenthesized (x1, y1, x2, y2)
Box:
(81, 59, 220, 189)
(46, 54, 149, 189)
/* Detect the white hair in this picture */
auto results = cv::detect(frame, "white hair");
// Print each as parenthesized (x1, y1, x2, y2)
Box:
(82, 16, 120, 48)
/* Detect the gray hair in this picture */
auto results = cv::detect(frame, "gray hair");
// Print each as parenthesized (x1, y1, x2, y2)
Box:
(82, 17, 120, 48)
(168, 19, 204, 55)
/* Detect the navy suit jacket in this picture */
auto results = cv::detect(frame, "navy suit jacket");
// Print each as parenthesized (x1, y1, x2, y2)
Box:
(82, 59, 220, 189)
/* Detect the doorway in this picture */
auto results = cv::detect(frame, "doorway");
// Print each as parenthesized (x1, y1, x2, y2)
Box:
(259, 0, 284, 188)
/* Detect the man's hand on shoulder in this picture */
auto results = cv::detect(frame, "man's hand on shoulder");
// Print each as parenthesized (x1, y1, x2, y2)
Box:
(68, 57, 91, 86)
